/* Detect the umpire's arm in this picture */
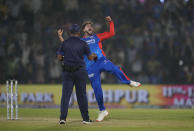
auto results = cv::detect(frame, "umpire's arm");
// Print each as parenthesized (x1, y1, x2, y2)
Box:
(57, 43, 64, 61)
(57, 29, 64, 43)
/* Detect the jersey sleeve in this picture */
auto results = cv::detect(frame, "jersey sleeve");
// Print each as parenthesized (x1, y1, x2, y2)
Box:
(56, 43, 64, 55)
(96, 21, 115, 41)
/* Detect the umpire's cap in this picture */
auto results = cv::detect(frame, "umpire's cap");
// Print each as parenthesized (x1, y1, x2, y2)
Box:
(69, 24, 80, 33)
(81, 21, 94, 31)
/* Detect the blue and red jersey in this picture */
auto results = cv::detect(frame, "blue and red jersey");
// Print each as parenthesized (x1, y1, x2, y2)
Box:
(81, 21, 115, 69)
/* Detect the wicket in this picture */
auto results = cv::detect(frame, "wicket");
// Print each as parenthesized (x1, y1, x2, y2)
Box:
(6, 80, 19, 120)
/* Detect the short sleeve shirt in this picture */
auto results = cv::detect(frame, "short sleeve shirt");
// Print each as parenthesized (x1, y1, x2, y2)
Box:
(57, 36, 91, 67)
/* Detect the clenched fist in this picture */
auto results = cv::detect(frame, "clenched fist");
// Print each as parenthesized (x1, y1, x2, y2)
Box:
(105, 16, 112, 22)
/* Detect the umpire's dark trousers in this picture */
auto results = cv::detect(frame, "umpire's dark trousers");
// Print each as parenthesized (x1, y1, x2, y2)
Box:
(60, 68, 89, 121)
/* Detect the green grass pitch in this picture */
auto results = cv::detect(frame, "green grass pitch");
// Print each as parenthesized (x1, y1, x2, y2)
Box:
(0, 108, 194, 131)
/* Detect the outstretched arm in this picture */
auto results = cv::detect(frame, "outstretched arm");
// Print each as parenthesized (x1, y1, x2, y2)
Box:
(96, 16, 115, 41)
(57, 29, 64, 43)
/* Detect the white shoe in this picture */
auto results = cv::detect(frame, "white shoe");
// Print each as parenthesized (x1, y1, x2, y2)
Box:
(129, 80, 141, 87)
(96, 110, 109, 122)
(59, 120, 66, 124)
(82, 120, 92, 124)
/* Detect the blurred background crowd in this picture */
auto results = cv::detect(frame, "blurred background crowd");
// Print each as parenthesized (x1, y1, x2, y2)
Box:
(0, 0, 193, 84)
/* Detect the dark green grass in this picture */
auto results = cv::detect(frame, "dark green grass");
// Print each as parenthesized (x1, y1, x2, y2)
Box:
(0, 108, 194, 131)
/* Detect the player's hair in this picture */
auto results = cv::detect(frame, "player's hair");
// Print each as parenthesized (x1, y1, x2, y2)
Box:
(81, 21, 94, 31)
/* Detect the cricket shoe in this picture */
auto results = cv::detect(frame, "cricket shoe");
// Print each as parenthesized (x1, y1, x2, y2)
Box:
(96, 110, 109, 122)
(129, 80, 141, 87)
(82, 119, 93, 124)
(59, 120, 66, 124)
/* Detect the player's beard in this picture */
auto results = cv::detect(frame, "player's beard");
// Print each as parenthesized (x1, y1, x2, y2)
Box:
(85, 29, 94, 36)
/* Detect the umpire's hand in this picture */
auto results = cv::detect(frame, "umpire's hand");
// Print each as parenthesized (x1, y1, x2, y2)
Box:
(57, 29, 64, 43)
(88, 53, 97, 61)
(57, 29, 63, 36)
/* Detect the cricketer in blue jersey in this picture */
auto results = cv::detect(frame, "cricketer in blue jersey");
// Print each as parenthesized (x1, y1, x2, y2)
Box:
(81, 16, 141, 122)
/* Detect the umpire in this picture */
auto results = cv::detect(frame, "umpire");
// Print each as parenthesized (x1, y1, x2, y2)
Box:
(57, 24, 97, 124)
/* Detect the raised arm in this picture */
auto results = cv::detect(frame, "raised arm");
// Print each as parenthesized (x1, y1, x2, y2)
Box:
(57, 42, 65, 61)
(57, 29, 64, 43)
(96, 16, 115, 41)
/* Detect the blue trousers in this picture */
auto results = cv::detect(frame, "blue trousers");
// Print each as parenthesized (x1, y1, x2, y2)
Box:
(87, 57, 131, 111)
(60, 68, 89, 121)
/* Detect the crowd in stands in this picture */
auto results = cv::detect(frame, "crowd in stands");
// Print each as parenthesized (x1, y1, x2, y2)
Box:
(0, 0, 193, 84)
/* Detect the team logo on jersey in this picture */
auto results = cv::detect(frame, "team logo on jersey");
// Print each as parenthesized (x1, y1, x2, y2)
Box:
(86, 39, 95, 45)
